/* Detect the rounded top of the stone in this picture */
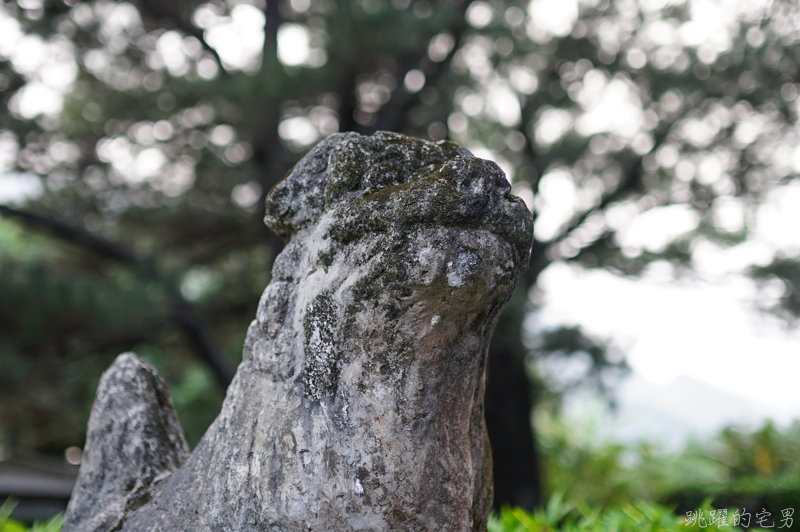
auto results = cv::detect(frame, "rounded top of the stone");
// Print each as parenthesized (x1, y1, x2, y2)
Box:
(264, 131, 533, 258)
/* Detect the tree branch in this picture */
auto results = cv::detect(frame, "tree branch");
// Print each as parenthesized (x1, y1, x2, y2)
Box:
(134, 0, 229, 76)
(172, 299, 233, 388)
(0, 205, 148, 270)
(263, 0, 283, 56)
(0, 204, 233, 388)
(182, 22, 229, 77)
(523, 160, 643, 285)
(372, 2, 471, 134)
(523, 121, 671, 285)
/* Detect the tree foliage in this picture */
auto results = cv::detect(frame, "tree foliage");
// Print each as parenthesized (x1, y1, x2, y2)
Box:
(1, 0, 799, 507)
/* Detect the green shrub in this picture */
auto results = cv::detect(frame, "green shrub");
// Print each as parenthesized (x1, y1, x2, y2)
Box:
(0, 501, 62, 532)
(537, 411, 728, 506)
(665, 422, 800, 517)
(668, 473, 800, 517)
(488, 497, 779, 532)
(539, 413, 800, 518)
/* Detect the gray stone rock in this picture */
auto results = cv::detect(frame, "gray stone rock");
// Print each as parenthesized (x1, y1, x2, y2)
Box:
(64, 131, 533, 531)
(62, 353, 188, 532)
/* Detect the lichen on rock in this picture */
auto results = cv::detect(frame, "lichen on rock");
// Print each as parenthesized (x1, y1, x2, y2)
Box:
(63, 131, 533, 532)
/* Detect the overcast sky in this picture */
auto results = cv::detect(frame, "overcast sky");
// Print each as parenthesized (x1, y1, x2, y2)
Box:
(536, 248, 800, 445)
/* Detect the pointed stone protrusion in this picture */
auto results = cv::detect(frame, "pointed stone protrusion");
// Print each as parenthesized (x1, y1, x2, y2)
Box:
(62, 353, 188, 532)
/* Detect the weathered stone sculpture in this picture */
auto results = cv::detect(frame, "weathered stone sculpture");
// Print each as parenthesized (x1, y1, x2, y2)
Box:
(63, 131, 533, 531)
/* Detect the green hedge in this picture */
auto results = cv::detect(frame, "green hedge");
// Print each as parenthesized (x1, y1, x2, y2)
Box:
(487, 496, 776, 532)
(668, 474, 800, 517)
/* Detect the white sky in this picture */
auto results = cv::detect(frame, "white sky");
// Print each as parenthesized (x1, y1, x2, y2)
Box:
(531, 174, 800, 437)
(538, 263, 800, 413)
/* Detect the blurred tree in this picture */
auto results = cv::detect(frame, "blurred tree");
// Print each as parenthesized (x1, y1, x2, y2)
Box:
(1, 0, 799, 509)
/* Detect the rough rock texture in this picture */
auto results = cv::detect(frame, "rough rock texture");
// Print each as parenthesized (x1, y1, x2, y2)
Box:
(63, 131, 533, 532)
(63, 353, 188, 532)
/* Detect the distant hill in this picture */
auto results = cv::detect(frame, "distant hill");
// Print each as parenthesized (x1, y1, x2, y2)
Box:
(610, 374, 782, 448)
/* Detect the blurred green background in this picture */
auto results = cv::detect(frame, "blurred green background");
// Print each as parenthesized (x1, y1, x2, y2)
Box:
(1, 0, 800, 526)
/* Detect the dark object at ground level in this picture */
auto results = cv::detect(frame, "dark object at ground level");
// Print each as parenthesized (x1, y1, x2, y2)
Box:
(0, 453, 77, 522)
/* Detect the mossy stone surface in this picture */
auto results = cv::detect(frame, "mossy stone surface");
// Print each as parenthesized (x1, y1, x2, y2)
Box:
(64, 131, 533, 532)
